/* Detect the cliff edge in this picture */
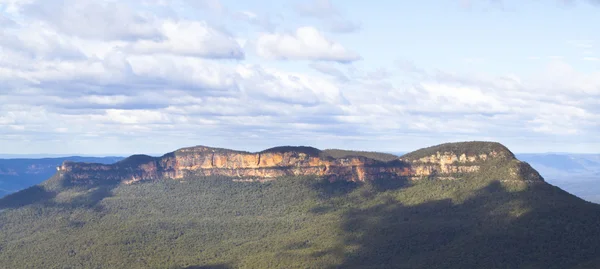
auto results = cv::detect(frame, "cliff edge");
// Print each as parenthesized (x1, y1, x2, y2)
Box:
(53, 141, 544, 185)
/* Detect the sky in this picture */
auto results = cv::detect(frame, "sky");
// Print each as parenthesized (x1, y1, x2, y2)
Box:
(0, 0, 599, 155)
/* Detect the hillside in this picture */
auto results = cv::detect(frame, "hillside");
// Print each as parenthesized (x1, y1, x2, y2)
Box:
(321, 149, 399, 162)
(1, 142, 599, 268)
(0, 156, 122, 197)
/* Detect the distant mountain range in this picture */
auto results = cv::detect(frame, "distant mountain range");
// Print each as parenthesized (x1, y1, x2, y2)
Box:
(516, 153, 600, 177)
(0, 157, 123, 197)
(516, 154, 600, 203)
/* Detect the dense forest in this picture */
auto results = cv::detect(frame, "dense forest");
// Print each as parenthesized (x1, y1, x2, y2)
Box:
(1, 169, 600, 268)
(321, 149, 399, 162)
(401, 141, 514, 160)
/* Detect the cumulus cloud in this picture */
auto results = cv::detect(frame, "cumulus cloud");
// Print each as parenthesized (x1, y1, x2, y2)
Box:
(0, 0, 599, 155)
(0, 1, 244, 62)
(333, 57, 599, 152)
(0, 56, 354, 154)
(125, 20, 244, 59)
(256, 27, 361, 63)
(21, 0, 162, 40)
(2, 54, 599, 153)
(237, 64, 348, 105)
(0, 1, 352, 154)
(309, 62, 349, 82)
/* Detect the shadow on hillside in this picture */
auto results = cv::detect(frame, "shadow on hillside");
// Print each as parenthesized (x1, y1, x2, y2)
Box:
(311, 179, 360, 198)
(0, 176, 120, 210)
(178, 265, 231, 269)
(368, 177, 410, 192)
(326, 181, 600, 269)
(311, 176, 409, 200)
(61, 183, 118, 210)
(0, 185, 55, 209)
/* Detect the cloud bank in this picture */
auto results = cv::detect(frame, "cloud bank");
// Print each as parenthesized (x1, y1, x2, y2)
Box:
(0, 0, 598, 155)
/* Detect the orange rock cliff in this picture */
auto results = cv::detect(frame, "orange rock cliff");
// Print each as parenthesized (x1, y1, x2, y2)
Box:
(55, 142, 544, 185)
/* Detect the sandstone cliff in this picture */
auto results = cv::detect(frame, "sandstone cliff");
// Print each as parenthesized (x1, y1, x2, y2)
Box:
(55, 142, 545, 185)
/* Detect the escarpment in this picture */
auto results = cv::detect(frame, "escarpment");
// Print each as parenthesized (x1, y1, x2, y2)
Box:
(55, 142, 545, 185)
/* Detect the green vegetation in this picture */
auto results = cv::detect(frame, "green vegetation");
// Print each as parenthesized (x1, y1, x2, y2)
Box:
(169, 145, 399, 162)
(322, 149, 399, 162)
(260, 146, 323, 157)
(115, 154, 156, 167)
(174, 146, 251, 156)
(401, 141, 515, 160)
(1, 167, 600, 268)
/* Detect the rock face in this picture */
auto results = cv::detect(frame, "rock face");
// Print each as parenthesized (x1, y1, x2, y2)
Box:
(55, 142, 545, 185)
(400, 150, 501, 180)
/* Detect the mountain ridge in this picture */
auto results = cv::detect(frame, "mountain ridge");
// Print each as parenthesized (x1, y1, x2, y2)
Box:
(1, 141, 599, 269)
(0, 156, 123, 198)
(52, 141, 544, 187)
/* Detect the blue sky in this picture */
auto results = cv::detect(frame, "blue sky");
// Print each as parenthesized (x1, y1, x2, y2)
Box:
(0, 0, 599, 155)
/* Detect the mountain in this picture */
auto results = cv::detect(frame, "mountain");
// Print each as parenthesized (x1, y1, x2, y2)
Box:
(1, 141, 600, 269)
(49, 142, 539, 185)
(0, 156, 123, 197)
(517, 154, 600, 203)
(517, 153, 600, 177)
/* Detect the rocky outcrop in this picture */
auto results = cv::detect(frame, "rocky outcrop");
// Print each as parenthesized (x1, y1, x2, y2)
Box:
(400, 151, 502, 180)
(55, 142, 545, 185)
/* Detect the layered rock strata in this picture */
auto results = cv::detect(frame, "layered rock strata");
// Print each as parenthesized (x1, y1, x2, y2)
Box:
(56, 142, 544, 185)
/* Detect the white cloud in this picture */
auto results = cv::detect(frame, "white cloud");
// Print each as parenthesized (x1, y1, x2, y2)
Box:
(21, 0, 162, 40)
(0, 0, 34, 14)
(309, 62, 349, 81)
(126, 20, 244, 59)
(126, 55, 239, 93)
(0, 23, 85, 61)
(0, 0, 599, 155)
(0, 3, 243, 61)
(236, 10, 258, 20)
(531, 61, 600, 94)
(236, 64, 347, 105)
(104, 109, 178, 124)
(256, 27, 361, 63)
(418, 83, 504, 109)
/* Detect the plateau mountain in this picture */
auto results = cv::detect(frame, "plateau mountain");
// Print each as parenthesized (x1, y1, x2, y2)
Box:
(0, 141, 599, 269)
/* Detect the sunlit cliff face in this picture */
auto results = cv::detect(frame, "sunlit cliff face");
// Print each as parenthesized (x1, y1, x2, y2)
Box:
(56, 143, 544, 185)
